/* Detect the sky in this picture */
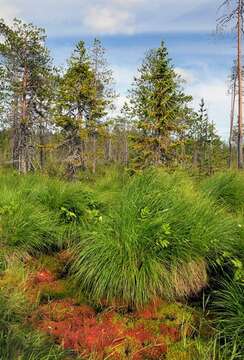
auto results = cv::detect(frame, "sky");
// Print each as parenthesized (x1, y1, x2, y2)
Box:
(0, 0, 239, 138)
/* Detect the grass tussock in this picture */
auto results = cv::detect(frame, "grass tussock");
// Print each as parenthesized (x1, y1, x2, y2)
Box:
(201, 171, 244, 213)
(71, 170, 239, 308)
(0, 169, 243, 358)
(171, 259, 208, 299)
(0, 172, 100, 253)
(212, 279, 244, 356)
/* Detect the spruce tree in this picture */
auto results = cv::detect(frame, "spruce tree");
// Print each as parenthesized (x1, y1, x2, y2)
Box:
(54, 41, 96, 178)
(127, 41, 192, 167)
(187, 99, 221, 173)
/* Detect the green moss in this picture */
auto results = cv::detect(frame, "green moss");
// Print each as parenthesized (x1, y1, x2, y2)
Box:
(0, 261, 28, 293)
(156, 302, 195, 329)
(33, 255, 64, 276)
(166, 339, 208, 360)
(38, 279, 73, 302)
(136, 318, 161, 336)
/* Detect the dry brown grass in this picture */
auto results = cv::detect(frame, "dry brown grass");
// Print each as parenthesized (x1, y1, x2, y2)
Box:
(171, 259, 208, 299)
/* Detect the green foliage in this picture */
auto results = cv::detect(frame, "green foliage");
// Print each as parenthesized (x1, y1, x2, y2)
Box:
(54, 39, 115, 177)
(71, 170, 239, 308)
(0, 187, 57, 252)
(0, 172, 101, 252)
(126, 41, 192, 167)
(212, 279, 244, 356)
(201, 171, 244, 213)
(0, 18, 55, 173)
(201, 171, 244, 281)
(185, 98, 223, 174)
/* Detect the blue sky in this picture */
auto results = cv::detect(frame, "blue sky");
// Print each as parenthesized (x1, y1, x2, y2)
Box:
(0, 0, 239, 138)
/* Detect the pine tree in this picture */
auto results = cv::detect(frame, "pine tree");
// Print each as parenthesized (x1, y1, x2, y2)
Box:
(54, 41, 96, 179)
(0, 19, 53, 173)
(127, 41, 192, 167)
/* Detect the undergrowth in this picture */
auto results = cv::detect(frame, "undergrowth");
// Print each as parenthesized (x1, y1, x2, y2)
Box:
(0, 168, 243, 359)
(71, 170, 240, 308)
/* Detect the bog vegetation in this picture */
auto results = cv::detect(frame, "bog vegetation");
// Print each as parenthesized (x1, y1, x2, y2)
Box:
(0, 5, 243, 360)
(0, 169, 243, 359)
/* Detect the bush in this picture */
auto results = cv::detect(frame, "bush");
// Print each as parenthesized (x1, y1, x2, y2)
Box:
(201, 171, 244, 283)
(71, 170, 239, 308)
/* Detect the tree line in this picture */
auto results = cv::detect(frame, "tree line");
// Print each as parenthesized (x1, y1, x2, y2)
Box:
(0, 19, 228, 178)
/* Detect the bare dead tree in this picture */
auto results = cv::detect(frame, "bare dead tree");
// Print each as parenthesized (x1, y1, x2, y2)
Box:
(229, 66, 238, 167)
(217, 0, 244, 168)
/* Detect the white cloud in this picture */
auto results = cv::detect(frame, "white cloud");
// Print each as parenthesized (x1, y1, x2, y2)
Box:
(1, 3, 20, 21)
(0, 0, 217, 36)
(112, 94, 128, 115)
(112, 65, 135, 89)
(186, 77, 230, 138)
(84, 6, 135, 35)
(175, 67, 196, 84)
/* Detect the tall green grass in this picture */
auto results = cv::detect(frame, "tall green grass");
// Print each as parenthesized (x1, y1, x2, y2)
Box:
(212, 279, 244, 356)
(201, 171, 244, 282)
(201, 171, 244, 214)
(0, 172, 100, 253)
(71, 170, 240, 308)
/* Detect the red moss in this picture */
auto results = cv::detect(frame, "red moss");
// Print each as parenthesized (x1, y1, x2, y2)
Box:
(126, 324, 154, 345)
(37, 300, 95, 322)
(159, 324, 180, 342)
(135, 299, 164, 320)
(83, 322, 122, 352)
(136, 306, 157, 320)
(34, 299, 127, 358)
(31, 296, 186, 358)
(132, 344, 167, 360)
(34, 270, 55, 283)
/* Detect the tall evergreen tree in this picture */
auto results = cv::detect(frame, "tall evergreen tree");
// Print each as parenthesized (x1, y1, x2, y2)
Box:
(187, 99, 221, 173)
(0, 19, 53, 173)
(127, 41, 192, 167)
(54, 41, 97, 178)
